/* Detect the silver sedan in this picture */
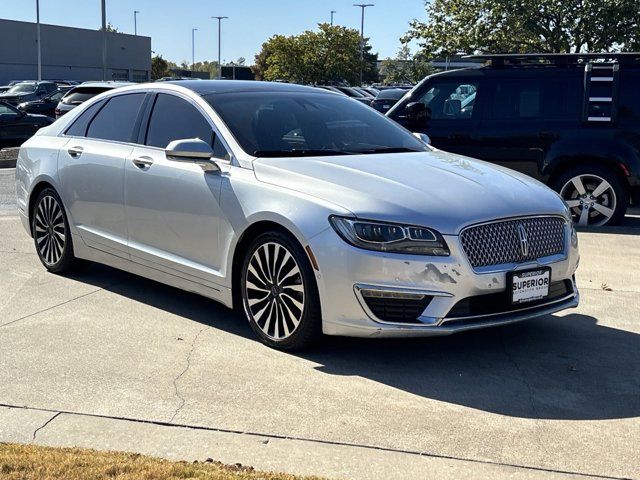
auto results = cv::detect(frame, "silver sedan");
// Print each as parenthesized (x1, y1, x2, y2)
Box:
(15, 81, 580, 349)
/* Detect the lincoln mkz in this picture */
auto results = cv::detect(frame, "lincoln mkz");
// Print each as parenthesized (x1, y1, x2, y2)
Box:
(16, 81, 580, 349)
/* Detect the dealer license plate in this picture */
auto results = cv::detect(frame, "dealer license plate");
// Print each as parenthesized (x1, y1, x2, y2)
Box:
(510, 268, 551, 304)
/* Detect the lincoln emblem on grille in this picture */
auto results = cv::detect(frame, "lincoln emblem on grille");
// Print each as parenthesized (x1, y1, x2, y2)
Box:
(517, 224, 529, 258)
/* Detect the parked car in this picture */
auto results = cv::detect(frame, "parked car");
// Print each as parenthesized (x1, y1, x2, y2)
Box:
(17, 88, 69, 118)
(0, 86, 10, 93)
(388, 53, 640, 227)
(371, 88, 408, 112)
(0, 101, 53, 148)
(55, 82, 134, 118)
(361, 86, 380, 97)
(0, 81, 58, 106)
(353, 87, 375, 99)
(332, 86, 372, 105)
(17, 80, 579, 349)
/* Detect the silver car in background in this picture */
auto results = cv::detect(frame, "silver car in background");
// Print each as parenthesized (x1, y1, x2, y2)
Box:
(16, 81, 580, 349)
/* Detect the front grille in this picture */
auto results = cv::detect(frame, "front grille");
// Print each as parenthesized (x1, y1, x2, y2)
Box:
(460, 217, 566, 268)
(445, 280, 574, 320)
(361, 291, 433, 324)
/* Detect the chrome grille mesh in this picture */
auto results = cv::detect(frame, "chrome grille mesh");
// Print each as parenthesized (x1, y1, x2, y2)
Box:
(460, 217, 566, 268)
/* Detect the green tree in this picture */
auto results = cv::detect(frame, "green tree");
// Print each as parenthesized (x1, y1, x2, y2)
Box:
(404, 0, 640, 56)
(151, 54, 170, 80)
(99, 22, 119, 33)
(253, 24, 378, 85)
(380, 45, 435, 84)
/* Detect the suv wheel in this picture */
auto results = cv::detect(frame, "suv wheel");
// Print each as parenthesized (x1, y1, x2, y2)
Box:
(32, 188, 77, 273)
(240, 231, 321, 350)
(552, 166, 629, 227)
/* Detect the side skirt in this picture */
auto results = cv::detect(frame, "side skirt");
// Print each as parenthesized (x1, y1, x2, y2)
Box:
(72, 233, 234, 309)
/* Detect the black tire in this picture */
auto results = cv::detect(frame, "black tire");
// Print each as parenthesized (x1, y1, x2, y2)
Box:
(239, 231, 322, 350)
(31, 187, 77, 273)
(551, 164, 629, 227)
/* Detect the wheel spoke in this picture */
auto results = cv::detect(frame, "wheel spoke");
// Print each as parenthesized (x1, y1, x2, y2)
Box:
(571, 176, 587, 196)
(278, 302, 291, 337)
(591, 179, 612, 198)
(578, 207, 590, 226)
(565, 199, 581, 208)
(280, 298, 300, 328)
(592, 203, 614, 219)
(282, 292, 304, 311)
(248, 264, 269, 289)
(280, 265, 300, 285)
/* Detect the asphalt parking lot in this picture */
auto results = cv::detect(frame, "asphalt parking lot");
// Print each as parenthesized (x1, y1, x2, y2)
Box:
(0, 167, 638, 480)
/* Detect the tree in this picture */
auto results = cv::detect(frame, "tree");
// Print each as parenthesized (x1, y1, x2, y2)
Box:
(380, 45, 435, 84)
(253, 23, 378, 85)
(404, 0, 640, 56)
(151, 55, 170, 80)
(99, 22, 119, 33)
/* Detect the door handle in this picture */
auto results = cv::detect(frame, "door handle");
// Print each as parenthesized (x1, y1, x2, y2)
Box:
(132, 156, 154, 170)
(67, 146, 83, 158)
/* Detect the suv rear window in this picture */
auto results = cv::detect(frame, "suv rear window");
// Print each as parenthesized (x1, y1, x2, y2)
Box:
(618, 71, 640, 120)
(62, 87, 110, 105)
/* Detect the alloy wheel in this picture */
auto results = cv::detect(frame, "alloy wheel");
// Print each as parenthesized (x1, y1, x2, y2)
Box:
(34, 194, 66, 266)
(244, 241, 305, 341)
(560, 174, 617, 227)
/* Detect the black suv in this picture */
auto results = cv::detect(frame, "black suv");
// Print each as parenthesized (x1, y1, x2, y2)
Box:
(388, 53, 640, 226)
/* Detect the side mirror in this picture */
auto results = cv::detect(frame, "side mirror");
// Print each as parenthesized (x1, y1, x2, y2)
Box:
(165, 138, 220, 173)
(412, 132, 431, 145)
(405, 102, 430, 129)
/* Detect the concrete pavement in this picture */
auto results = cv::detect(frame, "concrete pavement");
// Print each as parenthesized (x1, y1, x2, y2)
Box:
(0, 183, 638, 479)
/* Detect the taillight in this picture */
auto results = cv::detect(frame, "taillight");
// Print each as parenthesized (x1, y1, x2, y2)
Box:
(54, 108, 61, 116)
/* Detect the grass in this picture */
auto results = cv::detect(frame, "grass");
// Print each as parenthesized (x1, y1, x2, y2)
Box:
(0, 443, 324, 480)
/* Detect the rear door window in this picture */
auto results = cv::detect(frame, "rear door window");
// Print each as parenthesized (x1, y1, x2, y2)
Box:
(86, 93, 145, 142)
(618, 71, 640, 120)
(64, 100, 106, 137)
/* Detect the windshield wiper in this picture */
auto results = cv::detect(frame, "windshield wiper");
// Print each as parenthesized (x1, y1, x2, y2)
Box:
(253, 149, 357, 157)
(351, 146, 424, 154)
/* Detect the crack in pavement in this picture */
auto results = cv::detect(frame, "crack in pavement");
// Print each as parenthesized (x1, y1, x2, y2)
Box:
(31, 412, 61, 442)
(0, 287, 105, 328)
(499, 332, 553, 460)
(0, 403, 629, 480)
(169, 328, 205, 423)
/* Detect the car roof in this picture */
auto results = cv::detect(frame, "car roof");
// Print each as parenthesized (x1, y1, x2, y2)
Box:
(376, 88, 407, 99)
(165, 80, 329, 96)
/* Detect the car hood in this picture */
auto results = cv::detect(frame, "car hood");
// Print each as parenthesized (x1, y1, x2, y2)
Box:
(252, 150, 567, 235)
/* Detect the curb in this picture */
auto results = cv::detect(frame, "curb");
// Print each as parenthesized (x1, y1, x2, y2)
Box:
(0, 148, 19, 168)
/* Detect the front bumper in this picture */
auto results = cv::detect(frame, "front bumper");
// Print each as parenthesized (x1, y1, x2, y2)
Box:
(308, 223, 580, 338)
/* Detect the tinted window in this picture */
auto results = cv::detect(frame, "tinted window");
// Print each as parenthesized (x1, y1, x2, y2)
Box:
(0, 104, 18, 115)
(62, 87, 110, 105)
(488, 78, 579, 120)
(86, 93, 145, 142)
(7, 83, 37, 94)
(619, 71, 640, 120)
(146, 94, 214, 148)
(65, 100, 105, 137)
(204, 91, 427, 157)
(415, 81, 479, 120)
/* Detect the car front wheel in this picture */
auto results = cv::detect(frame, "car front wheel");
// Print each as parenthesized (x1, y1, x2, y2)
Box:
(240, 231, 321, 350)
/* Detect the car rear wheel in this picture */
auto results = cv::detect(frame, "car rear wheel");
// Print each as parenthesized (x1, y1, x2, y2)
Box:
(552, 166, 629, 227)
(32, 188, 77, 273)
(240, 231, 321, 350)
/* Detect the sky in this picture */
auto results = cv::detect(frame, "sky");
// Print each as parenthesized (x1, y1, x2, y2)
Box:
(4, 0, 426, 65)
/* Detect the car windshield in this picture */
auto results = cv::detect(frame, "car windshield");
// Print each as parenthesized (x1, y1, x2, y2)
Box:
(7, 83, 37, 94)
(204, 91, 428, 157)
(62, 87, 110, 105)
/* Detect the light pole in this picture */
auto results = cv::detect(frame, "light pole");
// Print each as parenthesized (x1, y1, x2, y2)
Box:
(101, 0, 107, 80)
(36, 0, 41, 80)
(330, 10, 336, 25)
(353, 3, 373, 85)
(191, 28, 198, 73)
(134, 10, 140, 35)
(211, 16, 228, 79)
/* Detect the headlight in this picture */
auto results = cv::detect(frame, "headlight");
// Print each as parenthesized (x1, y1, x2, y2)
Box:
(17, 103, 27, 109)
(329, 216, 450, 256)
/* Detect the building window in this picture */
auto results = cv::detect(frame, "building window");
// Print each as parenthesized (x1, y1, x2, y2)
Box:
(112, 69, 129, 81)
(132, 70, 149, 83)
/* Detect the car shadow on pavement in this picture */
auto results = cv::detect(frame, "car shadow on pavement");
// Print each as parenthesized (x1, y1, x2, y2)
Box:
(69, 262, 640, 423)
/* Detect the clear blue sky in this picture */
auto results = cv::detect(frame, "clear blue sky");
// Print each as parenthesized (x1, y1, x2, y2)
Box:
(4, 0, 426, 64)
